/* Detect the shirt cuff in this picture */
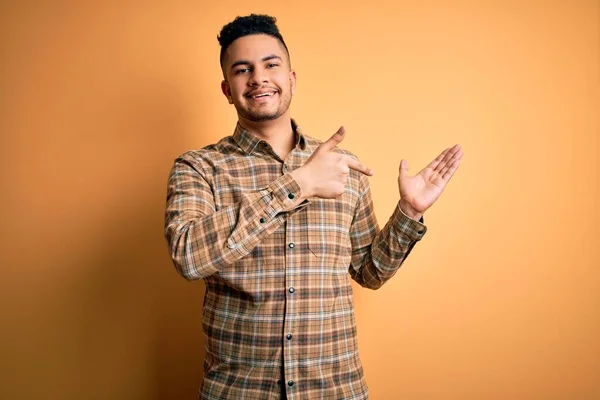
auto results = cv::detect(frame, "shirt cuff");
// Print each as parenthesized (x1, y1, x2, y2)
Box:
(267, 173, 308, 214)
(393, 203, 427, 240)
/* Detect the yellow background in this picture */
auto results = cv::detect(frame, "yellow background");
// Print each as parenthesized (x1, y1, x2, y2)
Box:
(1, 1, 598, 398)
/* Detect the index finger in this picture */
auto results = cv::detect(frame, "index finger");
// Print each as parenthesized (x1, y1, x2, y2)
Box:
(346, 157, 374, 176)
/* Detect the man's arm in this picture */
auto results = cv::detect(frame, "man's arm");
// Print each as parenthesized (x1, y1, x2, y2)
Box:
(349, 143, 463, 288)
(348, 175, 426, 289)
(164, 155, 306, 281)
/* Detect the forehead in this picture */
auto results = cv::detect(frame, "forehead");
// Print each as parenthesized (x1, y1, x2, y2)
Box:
(224, 34, 287, 66)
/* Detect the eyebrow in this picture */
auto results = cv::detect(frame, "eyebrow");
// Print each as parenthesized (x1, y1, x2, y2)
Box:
(230, 54, 283, 70)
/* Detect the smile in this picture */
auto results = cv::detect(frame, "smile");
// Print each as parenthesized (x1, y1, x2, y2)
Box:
(247, 91, 277, 99)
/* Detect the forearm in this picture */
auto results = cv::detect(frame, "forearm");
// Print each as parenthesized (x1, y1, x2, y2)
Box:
(166, 194, 284, 280)
(350, 202, 426, 289)
(164, 161, 306, 280)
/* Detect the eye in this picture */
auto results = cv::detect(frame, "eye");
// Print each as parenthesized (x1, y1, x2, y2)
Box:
(235, 68, 250, 75)
(267, 63, 279, 68)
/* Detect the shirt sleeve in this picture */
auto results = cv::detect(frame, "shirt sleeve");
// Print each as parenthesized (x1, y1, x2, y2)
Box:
(348, 174, 427, 289)
(164, 156, 307, 281)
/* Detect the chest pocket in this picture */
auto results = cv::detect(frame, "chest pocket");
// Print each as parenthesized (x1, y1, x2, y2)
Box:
(305, 196, 355, 265)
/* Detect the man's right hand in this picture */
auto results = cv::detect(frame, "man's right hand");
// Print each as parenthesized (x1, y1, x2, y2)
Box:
(290, 127, 374, 199)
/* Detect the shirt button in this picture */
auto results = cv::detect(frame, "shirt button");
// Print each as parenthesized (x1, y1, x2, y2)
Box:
(289, 287, 295, 293)
(286, 334, 292, 340)
(288, 380, 294, 387)
(288, 242, 295, 249)
(288, 193, 295, 199)
(260, 217, 266, 223)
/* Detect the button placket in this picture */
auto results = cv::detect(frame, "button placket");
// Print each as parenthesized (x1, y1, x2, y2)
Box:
(284, 216, 298, 395)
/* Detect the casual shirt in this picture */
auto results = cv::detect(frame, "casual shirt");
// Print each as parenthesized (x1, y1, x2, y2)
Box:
(164, 120, 427, 399)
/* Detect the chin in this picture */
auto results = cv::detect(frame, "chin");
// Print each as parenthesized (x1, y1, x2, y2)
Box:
(243, 109, 283, 122)
(248, 114, 280, 122)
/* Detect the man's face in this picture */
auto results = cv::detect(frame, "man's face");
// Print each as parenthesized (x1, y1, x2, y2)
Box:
(221, 34, 296, 123)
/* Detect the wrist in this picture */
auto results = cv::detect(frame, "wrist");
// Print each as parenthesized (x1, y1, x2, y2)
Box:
(290, 167, 313, 199)
(399, 199, 423, 221)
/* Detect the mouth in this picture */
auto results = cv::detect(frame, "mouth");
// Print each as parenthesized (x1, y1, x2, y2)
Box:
(246, 90, 278, 99)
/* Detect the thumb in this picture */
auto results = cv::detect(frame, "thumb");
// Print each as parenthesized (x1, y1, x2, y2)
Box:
(318, 126, 345, 153)
(399, 159, 409, 179)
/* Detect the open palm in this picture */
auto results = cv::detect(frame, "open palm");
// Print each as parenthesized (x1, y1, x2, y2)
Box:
(398, 144, 463, 214)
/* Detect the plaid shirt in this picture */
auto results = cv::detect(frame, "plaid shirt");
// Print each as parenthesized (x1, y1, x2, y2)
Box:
(164, 120, 427, 400)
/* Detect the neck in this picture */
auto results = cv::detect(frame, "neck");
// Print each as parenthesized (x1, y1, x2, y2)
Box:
(238, 114, 295, 160)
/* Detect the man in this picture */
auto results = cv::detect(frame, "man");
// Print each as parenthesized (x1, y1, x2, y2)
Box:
(164, 14, 463, 400)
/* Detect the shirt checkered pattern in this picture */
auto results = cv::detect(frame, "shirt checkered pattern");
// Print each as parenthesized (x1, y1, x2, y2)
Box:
(164, 120, 427, 399)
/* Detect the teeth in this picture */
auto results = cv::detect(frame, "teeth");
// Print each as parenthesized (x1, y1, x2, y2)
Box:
(253, 92, 273, 98)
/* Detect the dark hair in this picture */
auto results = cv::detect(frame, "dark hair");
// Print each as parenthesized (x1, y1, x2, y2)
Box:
(217, 14, 289, 67)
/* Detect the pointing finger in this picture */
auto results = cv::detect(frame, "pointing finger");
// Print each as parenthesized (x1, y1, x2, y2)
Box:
(346, 157, 374, 176)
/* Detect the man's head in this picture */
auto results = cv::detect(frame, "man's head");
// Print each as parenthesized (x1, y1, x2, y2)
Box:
(218, 14, 290, 69)
(217, 14, 296, 123)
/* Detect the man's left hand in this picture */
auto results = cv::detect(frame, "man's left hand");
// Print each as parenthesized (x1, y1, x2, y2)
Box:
(397, 144, 464, 220)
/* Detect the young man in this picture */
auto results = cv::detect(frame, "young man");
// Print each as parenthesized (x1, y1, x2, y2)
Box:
(164, 14, 463, 400)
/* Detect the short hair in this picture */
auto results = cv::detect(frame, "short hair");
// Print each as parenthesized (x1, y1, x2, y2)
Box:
(217, 14, 290, 67)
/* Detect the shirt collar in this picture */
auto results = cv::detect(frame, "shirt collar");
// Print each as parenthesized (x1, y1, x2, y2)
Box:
(232, 118, 307, 155)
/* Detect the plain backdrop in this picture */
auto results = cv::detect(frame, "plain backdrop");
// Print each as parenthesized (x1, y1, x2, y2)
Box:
(1, 1, 598, 399)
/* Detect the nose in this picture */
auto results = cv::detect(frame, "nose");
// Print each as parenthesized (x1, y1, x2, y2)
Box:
(248, 66, 268, 86)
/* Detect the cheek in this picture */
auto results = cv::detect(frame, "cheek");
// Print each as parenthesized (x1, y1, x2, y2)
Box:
(276, 77, 291, 93)
(227, 79, 245, 97)
(232, 90, 247, 104)
(229, 84, 241, 97)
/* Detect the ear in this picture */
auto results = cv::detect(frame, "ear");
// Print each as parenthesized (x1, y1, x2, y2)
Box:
(289, 70, 297, 95)
(221, 80, 234, 104)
